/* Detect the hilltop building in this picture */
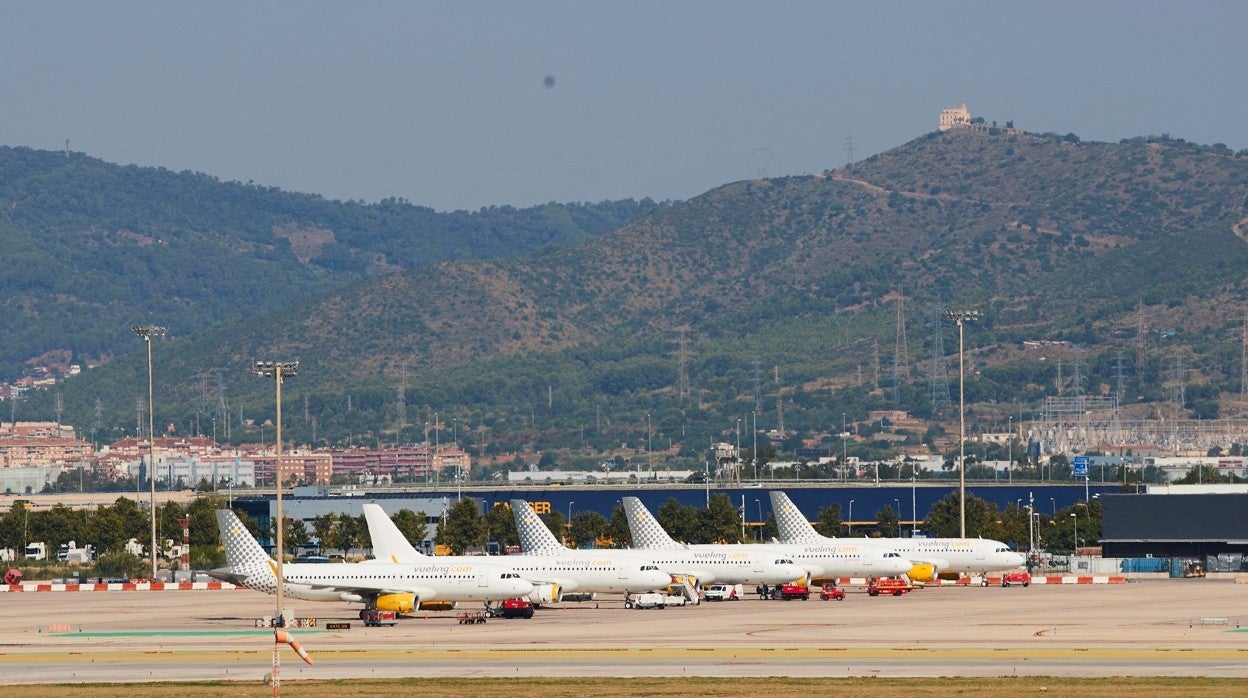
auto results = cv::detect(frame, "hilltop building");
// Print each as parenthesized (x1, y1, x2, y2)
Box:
(939, 104, 971, 131)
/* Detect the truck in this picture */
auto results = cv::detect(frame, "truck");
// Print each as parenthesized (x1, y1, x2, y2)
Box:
(361, 610, 398, 627)
(867, 578, 912, 596)
(774, 583, 811, 601)
(704, 583, 744, 601)
(489, 598, 535, 619)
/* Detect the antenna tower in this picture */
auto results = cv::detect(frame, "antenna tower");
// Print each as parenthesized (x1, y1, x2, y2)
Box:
(673, 328, 691, 399)
(751, 359, 763, 412)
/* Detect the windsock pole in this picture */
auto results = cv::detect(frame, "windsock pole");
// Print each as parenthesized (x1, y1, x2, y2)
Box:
(275, 629, 314, 666)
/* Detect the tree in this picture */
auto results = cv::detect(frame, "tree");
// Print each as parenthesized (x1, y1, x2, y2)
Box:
(568, 510, 610, 548)
(391, 508, 430, 548)
(606, 504, 632, 548)
(924, 492, 1002, 539)
(312, 513, 337, 554)
(656, 498, 699, 543)
(435, 498, 487, 554)
(875, 505, 900, 538)
(699, 494, 745, 544)
(813, 503, 844, 537)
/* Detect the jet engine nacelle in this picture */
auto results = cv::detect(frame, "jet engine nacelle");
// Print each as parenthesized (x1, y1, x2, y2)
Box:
(906, 563, 938, 583)
(527, 583, 561, 604)
(376, 593, 417, 613)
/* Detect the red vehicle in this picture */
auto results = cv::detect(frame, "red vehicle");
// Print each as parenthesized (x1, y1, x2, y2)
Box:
(819, 583, 845, 601)
(490, 598, 535, 619)
(867, 578, 912, 596)
(361, 609, 398, 627)
(1001, 571, 1031, 587)
(774, 583, 811, 600)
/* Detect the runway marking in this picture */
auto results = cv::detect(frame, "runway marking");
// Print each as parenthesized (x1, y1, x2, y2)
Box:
(5, 646, 1248, 664)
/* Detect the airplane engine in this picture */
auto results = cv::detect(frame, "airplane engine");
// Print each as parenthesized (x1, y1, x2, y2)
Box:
(376, 593, 416, 613)
(527, 583, 561, 604)
(906, 563, 938, 583)
(415, 600, 457, 611)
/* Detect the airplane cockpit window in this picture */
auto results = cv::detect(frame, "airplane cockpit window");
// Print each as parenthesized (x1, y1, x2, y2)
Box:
(775, 559, 794, 565)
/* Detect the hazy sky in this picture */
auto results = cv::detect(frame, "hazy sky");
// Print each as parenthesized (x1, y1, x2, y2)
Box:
(3, 2, 1244, 212)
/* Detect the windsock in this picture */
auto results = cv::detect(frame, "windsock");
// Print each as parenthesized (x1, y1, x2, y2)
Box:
(274, 629, 314, 665)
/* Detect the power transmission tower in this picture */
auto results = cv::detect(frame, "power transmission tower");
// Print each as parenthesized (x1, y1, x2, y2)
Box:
(673, 328, 691, 400)
(1241, 315, 1248, 405)
(396, 368, 408, 433)
(1135, 301, 1148, 383)
(870, 339, 880, 389)
(54, 391, 64, 427)
(843, 134, 857, 166)
(893, 295, 909, 403)
(751, 360, 763, 412)
(1172, 350, 1186, 409)
(1114, 349, 1127, 403)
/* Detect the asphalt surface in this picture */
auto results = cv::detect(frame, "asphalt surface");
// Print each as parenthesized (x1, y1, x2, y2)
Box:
(2, 579, 1246, 683)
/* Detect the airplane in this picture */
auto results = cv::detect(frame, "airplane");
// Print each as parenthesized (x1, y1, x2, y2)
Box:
(211, 509, 533, 616)
(619, 496, 914, 582)
(512, 498, 806, 588)
(768, 491, 1027, 580)
(361, 502, 671, 604)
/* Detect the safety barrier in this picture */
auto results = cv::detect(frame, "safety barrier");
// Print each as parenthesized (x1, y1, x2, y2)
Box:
(1, 581, 240, 592)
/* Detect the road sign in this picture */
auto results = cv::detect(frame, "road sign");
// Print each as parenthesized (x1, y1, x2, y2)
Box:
(1073, 456, 1089, 477)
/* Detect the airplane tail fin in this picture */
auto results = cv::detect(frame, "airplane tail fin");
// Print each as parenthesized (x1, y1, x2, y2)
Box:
(768, 491, 823, 543)
(215, 509, 279, 592)
(362, 503, 425, 562)
(620, 497, 681, 550)
(510, 499, 567, 554)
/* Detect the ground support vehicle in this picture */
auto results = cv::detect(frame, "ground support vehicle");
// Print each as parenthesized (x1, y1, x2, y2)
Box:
(488, 599, 535, 619)
(456, 611, 488, 624)
(773, 583, 811, 600)
(819, 583, 845, 601)
(1001, 571, 1031, 587)
(867, 578, 912, 596)
(361, 610, 398, 627)
(627, 592, 667, 609)
(704, 583, 744, 601)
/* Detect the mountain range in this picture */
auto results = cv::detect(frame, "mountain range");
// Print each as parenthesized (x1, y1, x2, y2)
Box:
(14, 128, 1248, 465)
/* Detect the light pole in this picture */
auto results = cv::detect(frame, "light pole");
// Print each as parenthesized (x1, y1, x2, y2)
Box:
(1050, 498, 1056, 519)
(752, 411, 758, 482)
(848, 499, 854, 535)
(893, 499, 901, 536)
(568, 500, 574, 525)
(132, 324, 165, 580)
(943, 309, 979, 538)
(1007, 416, 1013, 483)
(910, 475, 917, 535)
(755, 499, 762, 542)
(1070, 511, 1079, 554)
(254, 359, 297, 694)
(841, 413, 847, 482)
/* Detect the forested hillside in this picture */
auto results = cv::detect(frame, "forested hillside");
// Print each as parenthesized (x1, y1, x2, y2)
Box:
(36, 130, 1248, 463)
(0, 145, 660, 378)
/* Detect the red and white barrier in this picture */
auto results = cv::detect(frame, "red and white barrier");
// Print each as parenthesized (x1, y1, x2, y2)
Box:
(1, 581, 240, 592)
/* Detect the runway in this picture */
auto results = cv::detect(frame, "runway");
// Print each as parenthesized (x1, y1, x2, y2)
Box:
(2, 579, 1246, 683)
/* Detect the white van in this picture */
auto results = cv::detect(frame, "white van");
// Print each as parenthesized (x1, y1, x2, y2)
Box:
(704, 584, 743, 601)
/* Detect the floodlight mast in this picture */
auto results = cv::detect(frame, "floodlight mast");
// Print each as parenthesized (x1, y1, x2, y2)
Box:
(943, 309, 979, 538)
(253, 359, 298, 695)
(131, 325, 166, 580)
